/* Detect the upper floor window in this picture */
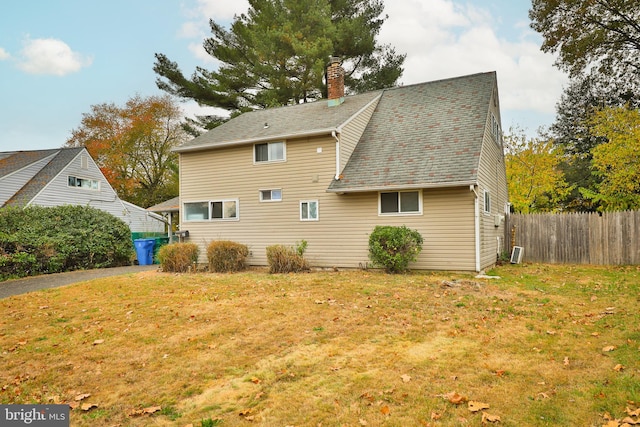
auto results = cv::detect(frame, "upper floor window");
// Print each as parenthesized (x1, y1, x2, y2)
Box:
(491, 113, 501, 146)
(255, 141, 285, 163)
(484, 190, 491, 214)
(68, 176, 99, 190)
(379, 190, 421, 215)
(260, 189, 282, 202)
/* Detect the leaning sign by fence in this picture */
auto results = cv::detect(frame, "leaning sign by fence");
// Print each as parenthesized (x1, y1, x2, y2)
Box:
(505, 210, 640, 265)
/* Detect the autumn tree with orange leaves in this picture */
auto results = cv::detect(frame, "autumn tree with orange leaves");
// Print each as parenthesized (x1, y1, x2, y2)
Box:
(66, 95, 187, 208)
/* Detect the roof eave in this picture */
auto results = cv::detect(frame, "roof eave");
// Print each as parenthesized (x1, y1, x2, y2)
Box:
(327, 180, 479, 193)
(173, 128, 338, 153)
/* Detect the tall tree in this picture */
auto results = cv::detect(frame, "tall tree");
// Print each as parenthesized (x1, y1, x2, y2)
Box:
(154, 0, 405, 118)
(529, 0, 640, 85)
(581, 106, 640, 211)
(65, 95, 187, 208)
(504, 129, 573, 213)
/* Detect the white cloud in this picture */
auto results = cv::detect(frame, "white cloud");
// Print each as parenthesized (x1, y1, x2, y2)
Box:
(17, 37, 92, 76)
(191, 0, 249, 22)
(379, 0, 567, 116)
(0, 47, 10, 60)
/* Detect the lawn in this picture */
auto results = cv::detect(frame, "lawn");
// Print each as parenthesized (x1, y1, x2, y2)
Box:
(1, 264, 639, 426)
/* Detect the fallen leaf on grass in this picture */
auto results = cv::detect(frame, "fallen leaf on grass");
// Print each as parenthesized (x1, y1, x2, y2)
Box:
(92, 339, 104, 346)
(602, 345, 616, 352)
(431, 411, 443, 420)
(250, 377, 261, 384)
(359, 419, 368, 426)
(614, 364, 625, 372)
(401, 374, 411, 383)
(468, 401, 489, 412)
(482, 412, 501, 423)
(563, 357, 570, 367)
(627, 407, 640, 417)
(444, 391, 468, 405)
(239, 408, 254, 417)
(380, 405, 390, 415)
(622, 416, 640, 425)
(74, 393, 91, 401)
(81, 403, 98, 411)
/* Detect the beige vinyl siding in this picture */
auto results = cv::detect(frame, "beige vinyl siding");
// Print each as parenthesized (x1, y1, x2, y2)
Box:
(338, 95, 381, 172)
(181, 135, 477, 270)
(476, 88, 509, 269)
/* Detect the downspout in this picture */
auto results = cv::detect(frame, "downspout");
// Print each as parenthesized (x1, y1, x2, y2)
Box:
(470, 184, 481, 272)
(332, 130, 340, 180)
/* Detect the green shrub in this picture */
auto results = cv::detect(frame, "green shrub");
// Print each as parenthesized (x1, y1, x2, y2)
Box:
(266, 240, 309, 273)
(0, 205, 133, 281)
(368, 225, 423, 273)
(207, 240, 249, 272)
(157, 242, 200, 273)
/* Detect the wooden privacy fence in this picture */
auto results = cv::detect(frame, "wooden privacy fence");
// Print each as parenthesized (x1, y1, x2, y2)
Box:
(505, 211, 640, 265)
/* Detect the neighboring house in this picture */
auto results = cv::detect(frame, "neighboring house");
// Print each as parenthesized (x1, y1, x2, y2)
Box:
(0, 147, 165, 233)
(174, 60, 508, 271)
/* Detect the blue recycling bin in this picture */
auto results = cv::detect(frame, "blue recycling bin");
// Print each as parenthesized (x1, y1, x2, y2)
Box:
(134, 238, 155, 265)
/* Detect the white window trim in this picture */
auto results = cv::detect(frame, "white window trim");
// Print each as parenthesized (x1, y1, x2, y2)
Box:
(210, 199, 240, 221)
(300, 200, 319, 221)
(67, 175, 100, 191)
(259, 189, 283, 202)
(182, 199, 240, 222)
(378, 190, 423, 216)
(483, 189, 491, 214)
(254, 141, 286, 164)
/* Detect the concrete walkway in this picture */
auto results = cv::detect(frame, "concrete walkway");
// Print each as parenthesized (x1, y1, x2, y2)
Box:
(0, 265, 158, 299)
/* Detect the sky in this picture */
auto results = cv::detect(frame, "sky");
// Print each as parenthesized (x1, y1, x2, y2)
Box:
(0, 0, 568, 152)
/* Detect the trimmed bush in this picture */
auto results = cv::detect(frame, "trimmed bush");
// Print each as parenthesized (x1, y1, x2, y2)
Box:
(266, 240, 309, 273)
(207, 240, 249, 272)
(157, 242, 200, 273)
(0, 205, 133, 281)
(368, 225, 423, 273)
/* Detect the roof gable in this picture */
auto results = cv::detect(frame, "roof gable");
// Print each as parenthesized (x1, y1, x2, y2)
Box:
(329, 72, 497, 192)
(175, 91, 382, 153)
(1, 148, 85, 207)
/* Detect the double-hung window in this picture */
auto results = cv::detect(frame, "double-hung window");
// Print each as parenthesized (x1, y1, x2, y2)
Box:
(255, 141, 285, 163)
(379, 190, 421, 215)
(300, 200, 318, 221)
(483, 190, 491, 214)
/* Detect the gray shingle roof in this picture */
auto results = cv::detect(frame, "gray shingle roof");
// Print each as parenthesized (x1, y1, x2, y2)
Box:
(1, 148, 84, 207)
(329, 72, 496, 192)
(174, 91, 383, 152)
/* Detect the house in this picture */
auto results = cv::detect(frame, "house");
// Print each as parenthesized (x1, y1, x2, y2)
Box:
(0, 147, 165, 233)
(174, 61, 509, 271)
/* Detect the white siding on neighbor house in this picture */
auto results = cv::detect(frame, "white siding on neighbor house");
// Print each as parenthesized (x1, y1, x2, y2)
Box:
(0, 153, 56, 206)
(476, 88, 509, 270)
(180, 135, 477, 270)
(30, 150, 164, 233)
(121, 201, 166, 233)
(338, 95, 381, 174)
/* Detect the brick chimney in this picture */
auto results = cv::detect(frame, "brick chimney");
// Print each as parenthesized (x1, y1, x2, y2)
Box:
(327, 56, 345, 107)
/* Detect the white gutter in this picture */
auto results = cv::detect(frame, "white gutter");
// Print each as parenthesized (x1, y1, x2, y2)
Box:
(173, 128, 338, 153)
(326, 180, 478, 193)
(332, 130, 340, 180)
(470, 184, 481, 272)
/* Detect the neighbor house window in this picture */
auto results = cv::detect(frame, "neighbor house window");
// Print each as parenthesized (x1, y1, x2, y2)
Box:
(260, 189, 282, 202)
(211, 199, 238, 220)
(300, 200, 318, 221)
(379, 190, 421, 214)
(484, 190, 491, 214)
(68, 176, 99, 190)
(184, 202, 209, 221)
(255, 141, 285, 162)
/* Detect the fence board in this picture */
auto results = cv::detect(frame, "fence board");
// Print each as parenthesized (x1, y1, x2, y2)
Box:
(505, 211, 640, 265)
